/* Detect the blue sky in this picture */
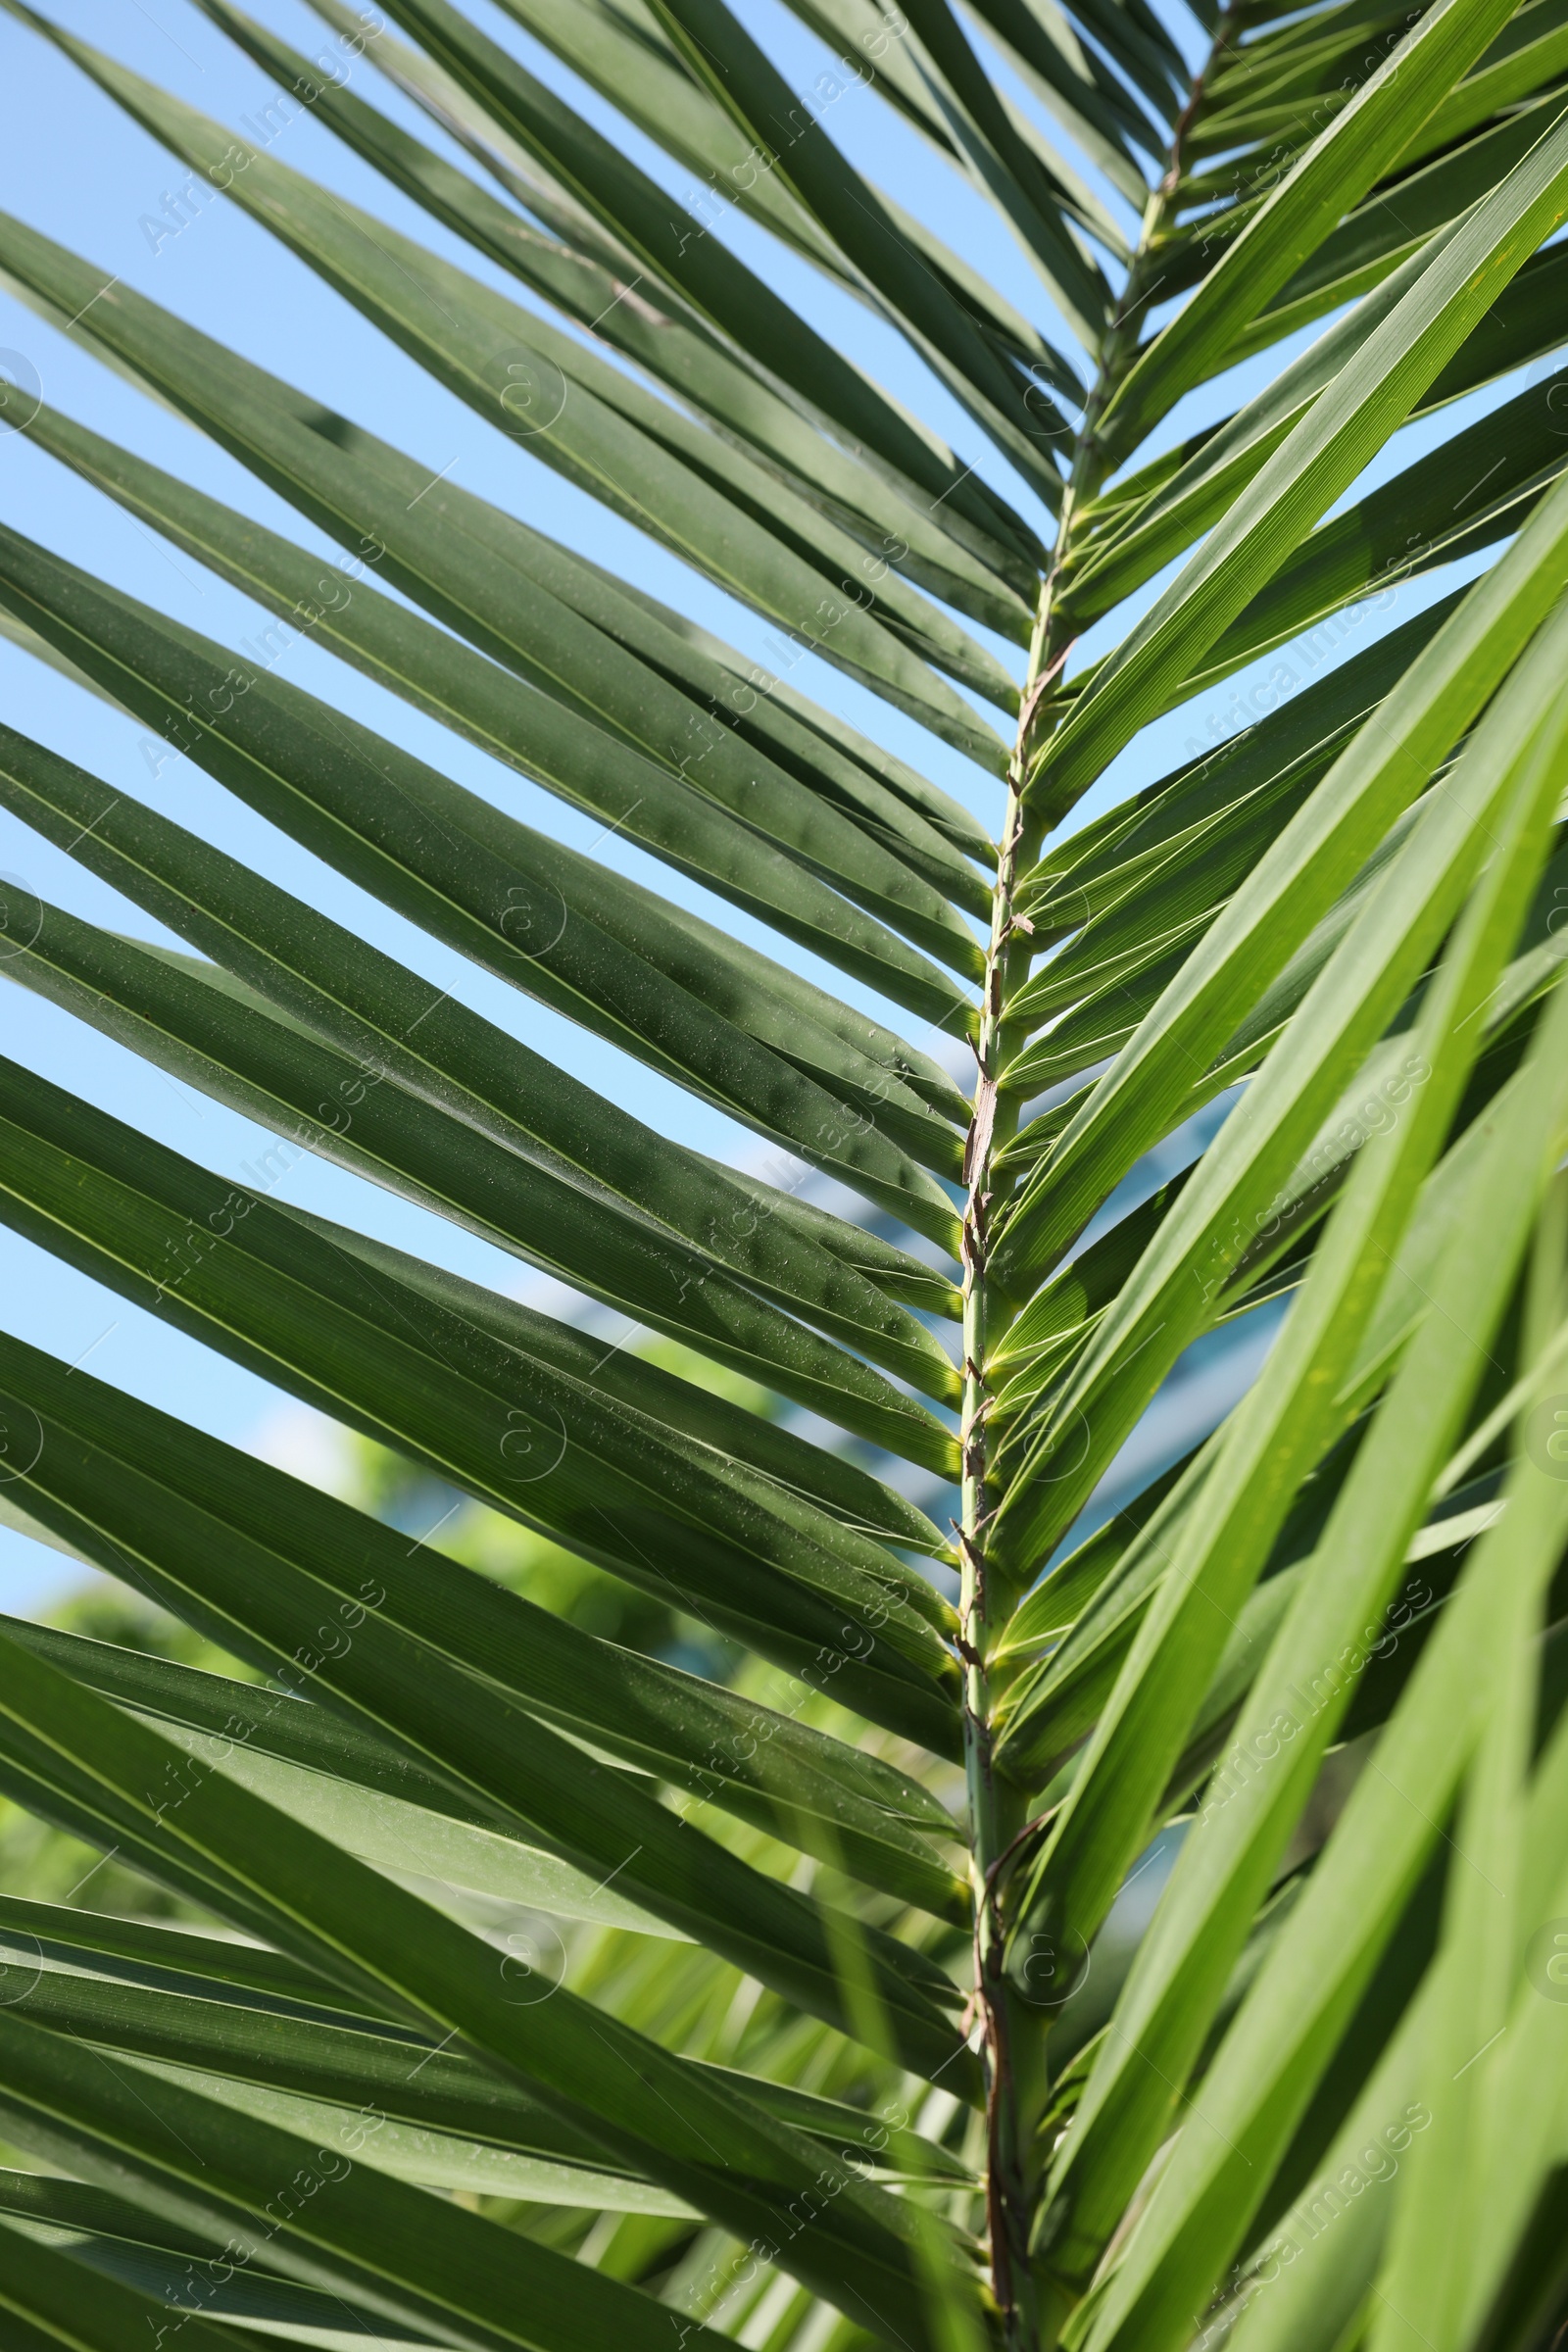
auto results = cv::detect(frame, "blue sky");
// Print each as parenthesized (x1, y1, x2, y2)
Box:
(0, 0, 1527, 1614)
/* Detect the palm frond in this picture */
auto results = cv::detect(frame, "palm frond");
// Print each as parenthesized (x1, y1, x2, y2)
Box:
(0, 0, 1567, 2345)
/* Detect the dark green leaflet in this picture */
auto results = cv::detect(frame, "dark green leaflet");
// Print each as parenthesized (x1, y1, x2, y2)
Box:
(0, 201, 1000, 910)
(963, 0, 1163, 185)
(362, 0, 1037, 550)
(20, 10, 1014, 764)
(869, 0, 1116, 346)
(0, 1913, 969, 2178)
(8, 904, 966, 1497)
(0, 2219, 320, 2352)
(1, 1597, 962, 1922)
(646, 0, 1081, 495)
(0, 1092, 964, 1743)
(780, 0, 1143, 232)
(0, 1627, 977, 2341)
(21, 396, 989, 998)
(563, 554, 998, 878)
(0, 1952, 967, 2211)
(300, 0, 1057, 575)
(0, 524, 966, 1243)
(0, 1363, 970, 2080)
(0, 726, 965, 1413)
(1, 1638, 963, 1961)
(193, 0, 1034, 638)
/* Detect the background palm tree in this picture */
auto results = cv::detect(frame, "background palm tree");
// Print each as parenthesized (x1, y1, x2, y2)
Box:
(0, 0, 1565, 2346)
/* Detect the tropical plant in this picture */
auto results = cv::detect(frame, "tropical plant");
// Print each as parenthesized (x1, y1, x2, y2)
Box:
(0, 0, 1567, 2343)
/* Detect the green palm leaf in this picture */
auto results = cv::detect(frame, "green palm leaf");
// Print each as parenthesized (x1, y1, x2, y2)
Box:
(3, 0, 1568, 2343)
